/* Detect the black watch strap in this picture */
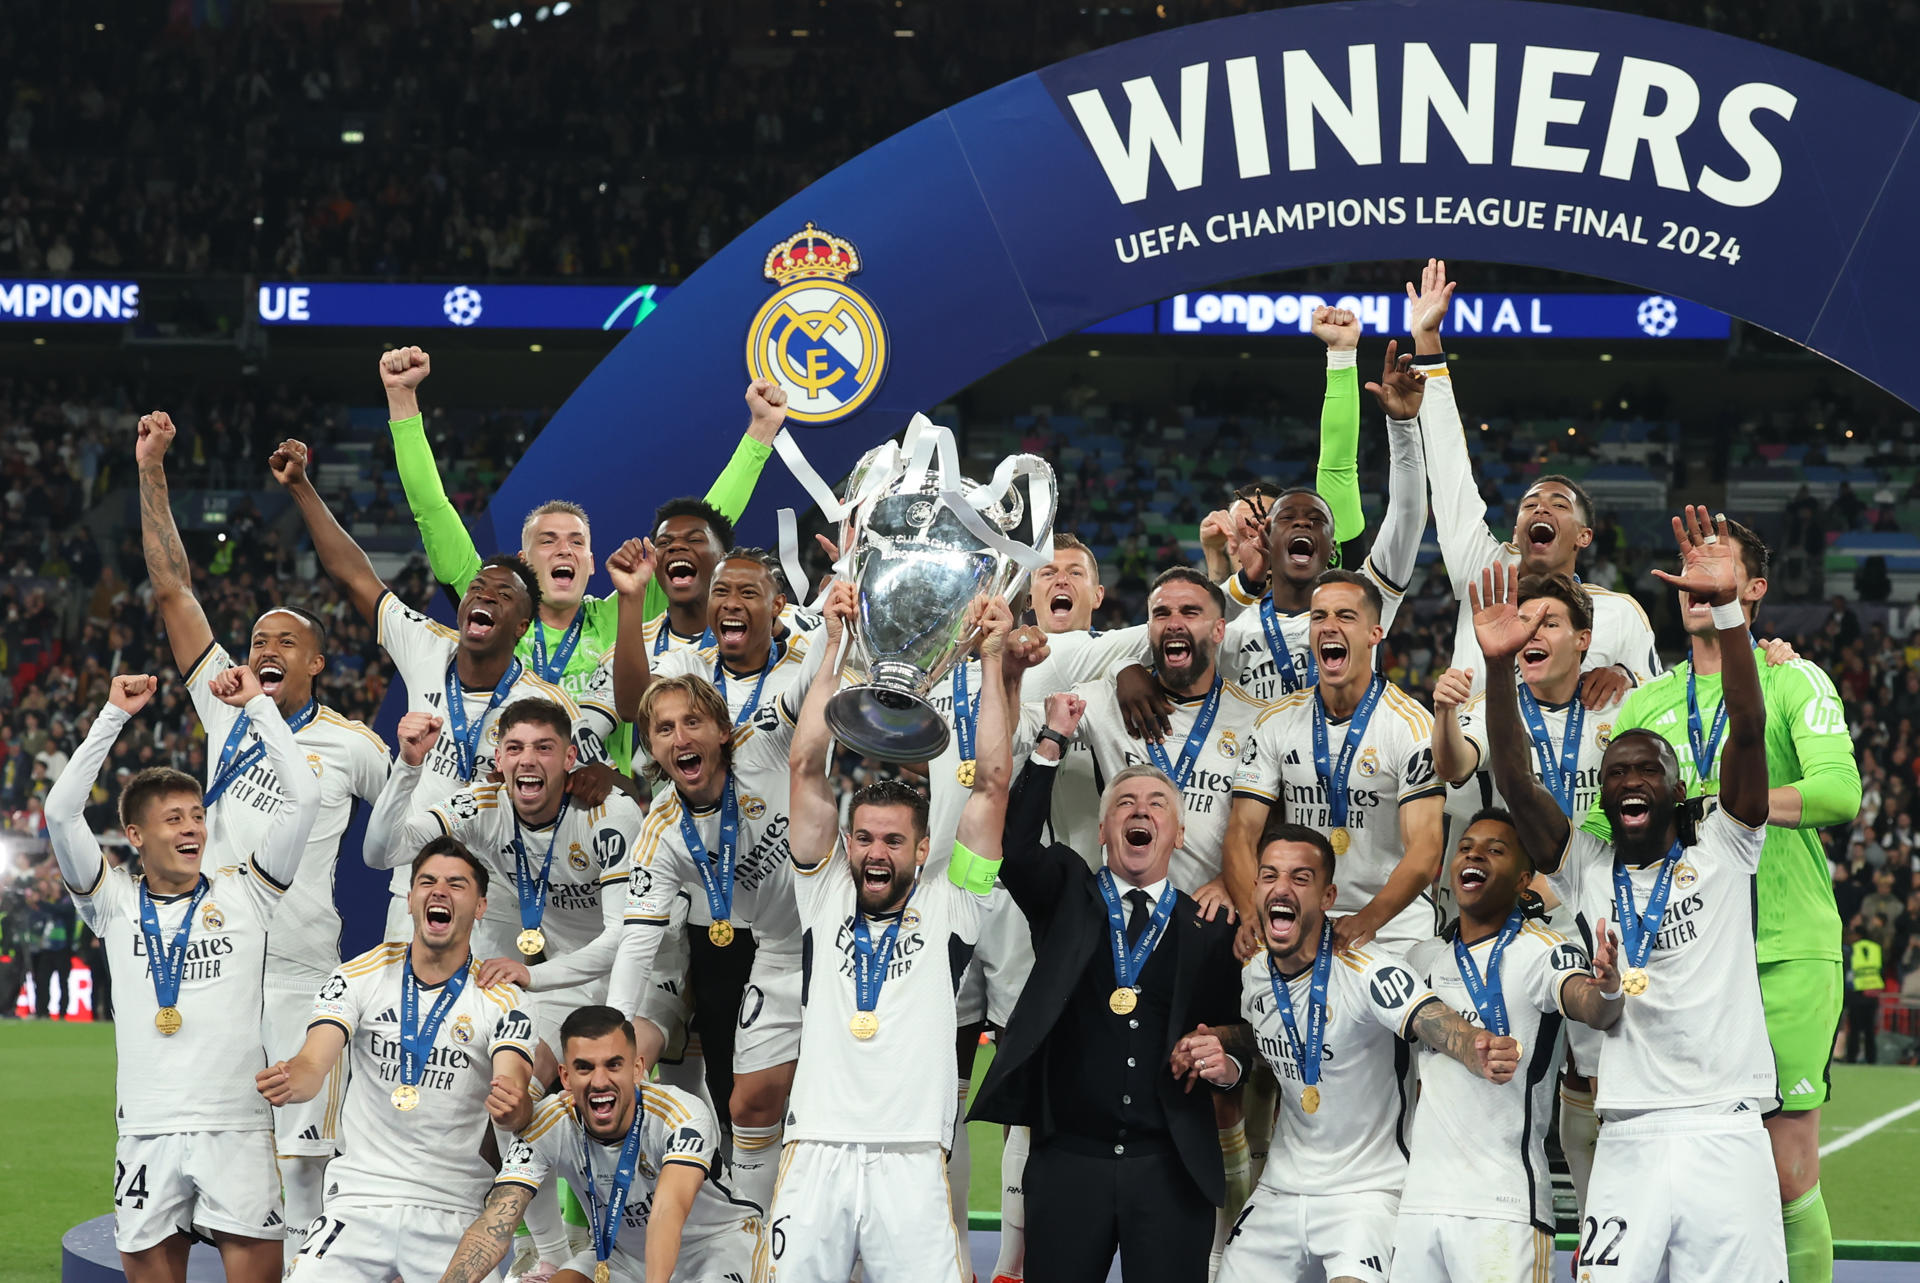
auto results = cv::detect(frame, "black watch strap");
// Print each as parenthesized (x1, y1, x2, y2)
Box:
(1035, 727, 1071, 752)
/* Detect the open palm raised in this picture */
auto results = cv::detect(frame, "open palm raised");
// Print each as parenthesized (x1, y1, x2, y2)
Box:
(1468, 563, 1538, 661)
(1652, 504, 1739, 608)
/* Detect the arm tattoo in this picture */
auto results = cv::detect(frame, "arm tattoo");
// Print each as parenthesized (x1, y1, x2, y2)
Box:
(1408, 998, 1483, 1069)
(137, 465, 193, 593)
(440, 1185, 531, 1283)
(1214, 1022, 1256, 1057)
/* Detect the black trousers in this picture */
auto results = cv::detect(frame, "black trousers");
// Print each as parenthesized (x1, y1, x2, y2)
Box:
(30, 949, 66, 1017)
(1846, 989, 1881, 1063)
(686, 926, 758, 1130)
(1026, 1140, 1215, 1283)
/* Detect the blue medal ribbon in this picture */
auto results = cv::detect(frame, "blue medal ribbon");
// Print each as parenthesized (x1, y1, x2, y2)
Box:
(399, 951, 470, 1089)
(1685, 666, 1730, 783)
(851, 881, 918, 1015)
(443, 658, 523, 781)
(653, 622, 717, 656)
(952, 663, 980, 763)
(138, 876, 210, 1012)
(528, 612, 585, 684)
(1452, 907, 1527, 1036)
(581, 1087, 647, 1269)
(715, 639, 784, 728)
(1516, 685, 1585, 818)
(1612, 842, 1684, 972)
(1267, 918, 1334, 1092)
(1144, 676, 1222, 791)
(1312, 674, 1386, 833)
(680, 780, 740, 925)
(511, 797, 570, 939)
(1097, 868, 1176, 993)
(1259, 596, 1315, 695)
(203, 697, 318, 806)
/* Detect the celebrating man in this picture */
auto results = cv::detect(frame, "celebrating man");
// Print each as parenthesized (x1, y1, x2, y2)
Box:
(49, 672, 320, 1283)
(764, 587, 1012, 1281)
(1482, 508, 1790, 1281)
(258, 839, 537, 1282)
(137, 409, 392, 1259)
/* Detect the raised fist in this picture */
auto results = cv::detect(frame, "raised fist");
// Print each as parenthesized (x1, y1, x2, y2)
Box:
(379, 347, 431, 391)
(208, 664, 264, 708)
(135, 411, 177, 467)
(397, 712, 445, 767)
(745, 379, 789, 442)
(269, 439, 310, 488)
(109, 674, 158, 717)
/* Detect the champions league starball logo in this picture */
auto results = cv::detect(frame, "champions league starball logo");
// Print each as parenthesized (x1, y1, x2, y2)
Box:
(1636, 295, 1680, 337)
(745, 224, 888, 424)
(443, 285, 485, 327)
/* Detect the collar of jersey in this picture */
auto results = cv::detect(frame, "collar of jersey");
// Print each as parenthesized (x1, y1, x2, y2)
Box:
(1525, 685, 1577, 712)
(137, 875, 207, 903)
(1155, 676, 1217, 704)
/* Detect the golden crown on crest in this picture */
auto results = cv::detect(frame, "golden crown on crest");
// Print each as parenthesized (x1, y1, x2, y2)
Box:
(763, 222, 862, 285)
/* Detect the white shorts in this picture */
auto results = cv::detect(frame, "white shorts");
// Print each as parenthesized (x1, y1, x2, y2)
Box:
(1391, 1212, 1553, 1283)
(264, 972, 347, 1157)
(112, 1130, 285, 1253)
(638, 893, 696, 1060)
(1566, 1018, 1603, 1080)
(287, 1200, 471, 1283)
(383, 894, 411, 943)
(759, 1141, 961, 1283)
(1220, 1186, 1398, 1283)
(956, 886, 1033, 1029)
(527, 981, 601, 1060)
(566, 1221, 757, 1283)
(1584, 1108, 1787, 1282)
(735, 952, 803, 1075)
(1368, 898, 1441, 957)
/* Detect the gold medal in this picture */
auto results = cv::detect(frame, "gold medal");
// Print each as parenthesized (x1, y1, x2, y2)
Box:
(709, 919, 735, 947)
(1329, 827, 1350, 856)
(391, 1084, 420, 1111)
(1301, 1085, 1321, 1114)
(849, 1011, 880, 1040)
(516, 928, 546, 956)
(1108, 987, 1138, 1015)
(956, 759, 977, 787)
(1620, 967, 1649, 996)
(594, 1263, 611, 1283)
(154, 1006, 183, 1037)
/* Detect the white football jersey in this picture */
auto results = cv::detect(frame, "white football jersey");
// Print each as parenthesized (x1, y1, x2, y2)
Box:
(310, 945, 535, 1214)
(1242, 943, 1437, 1197)
(786, 845, 991, 1146)
(1020, 676, 1271, 892)
(187, 642, 391, 980)
(1419, 369, 1660, 692)
(376, 591, 592, 898)
(1402, 922, 1593, 1229)
(499, 1086, 755, 1251)
(1547, 811, 1775, 1114)
(413, 785, 646, 963)
(1452, 683, 1622, 824)
(1233, 683, 1444, 942)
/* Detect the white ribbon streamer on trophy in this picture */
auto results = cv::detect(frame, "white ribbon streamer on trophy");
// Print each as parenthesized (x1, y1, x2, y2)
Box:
(771, 415, 1054, 610)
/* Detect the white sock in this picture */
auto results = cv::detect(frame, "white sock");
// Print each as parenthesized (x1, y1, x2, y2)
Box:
(522, 1172, 572, 1265)
(1559, 1084, 1598, 1214)
(949, 1078, 974, 1283)
(991, 1125, 1028, 1280)
(730, 1122, 784, 1216)
(280, 1153, 326, 1269)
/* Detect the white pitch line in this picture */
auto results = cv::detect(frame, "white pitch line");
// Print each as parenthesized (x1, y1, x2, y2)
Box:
(1820, 1097, 1920, 1157)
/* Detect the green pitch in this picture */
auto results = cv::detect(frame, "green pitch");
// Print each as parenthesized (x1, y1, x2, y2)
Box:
(2, 1023, 1915, 1278)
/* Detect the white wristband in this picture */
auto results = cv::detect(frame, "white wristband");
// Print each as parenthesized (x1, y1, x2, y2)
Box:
(1599, 985, 1624, 1001)
(1325, 349, 1358, 370)
(1710, 601, 1746, 631)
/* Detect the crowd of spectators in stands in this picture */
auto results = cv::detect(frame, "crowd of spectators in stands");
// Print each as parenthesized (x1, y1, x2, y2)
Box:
(3, 0, 1917, 284)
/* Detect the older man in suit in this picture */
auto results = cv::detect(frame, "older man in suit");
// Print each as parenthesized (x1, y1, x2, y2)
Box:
(972, 691, 1246, 1283)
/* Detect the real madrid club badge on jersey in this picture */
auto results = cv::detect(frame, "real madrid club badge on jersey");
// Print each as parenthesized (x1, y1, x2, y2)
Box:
(745, 223, 888, 425)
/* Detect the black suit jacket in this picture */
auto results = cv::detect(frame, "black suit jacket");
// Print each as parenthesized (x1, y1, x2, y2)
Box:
(969, 758, 1245, 1206)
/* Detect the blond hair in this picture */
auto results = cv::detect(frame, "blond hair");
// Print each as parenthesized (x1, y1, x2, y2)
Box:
(633, 675, 736, 786)
(520, 499, 592, 551)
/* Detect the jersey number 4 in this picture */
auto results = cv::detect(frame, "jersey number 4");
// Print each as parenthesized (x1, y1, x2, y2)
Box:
(1577, 1214, 1628, 1268)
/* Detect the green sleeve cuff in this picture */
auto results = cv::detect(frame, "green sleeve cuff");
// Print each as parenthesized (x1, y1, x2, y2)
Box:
(391, 413, 484, 591)
(1317, 366, 1364, 544)
(946, 840, 1001, 896)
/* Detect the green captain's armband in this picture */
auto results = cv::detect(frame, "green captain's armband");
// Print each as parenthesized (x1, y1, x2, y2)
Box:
(946, 841, 1002, 895)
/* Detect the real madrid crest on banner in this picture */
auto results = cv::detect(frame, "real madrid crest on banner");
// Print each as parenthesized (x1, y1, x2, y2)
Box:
(745, 223, 887, 424)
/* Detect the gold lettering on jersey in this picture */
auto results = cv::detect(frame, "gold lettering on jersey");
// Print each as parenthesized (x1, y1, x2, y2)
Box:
(1329, 827, 1351, 856)
(154, 1006, 183, 1036)
(1620, 967, 1649, 996)
(709, 920, 735, 947)
(1109, 987, 1138, 1015)
(1301, 1085, 1321, 1114)
(391, 1084, 421, 1111)
(849, 1011, 880, 1040)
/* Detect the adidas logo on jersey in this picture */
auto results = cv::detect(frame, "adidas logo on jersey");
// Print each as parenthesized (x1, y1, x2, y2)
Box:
(264, 1211, 283, 1228)
(1788, 1078, 1818, 1096)
(1284, 749, 1302, 765)
(299, 1125, 322, 1140)
(1363, 1257, 1384, 1273)
(374, 1007, 398, 1025)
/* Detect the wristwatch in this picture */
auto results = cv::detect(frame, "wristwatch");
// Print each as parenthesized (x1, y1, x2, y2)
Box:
(1035, 727, 1072, 753)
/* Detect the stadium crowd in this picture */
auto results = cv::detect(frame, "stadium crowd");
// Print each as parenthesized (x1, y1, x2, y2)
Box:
(4, 0, 1918, 283)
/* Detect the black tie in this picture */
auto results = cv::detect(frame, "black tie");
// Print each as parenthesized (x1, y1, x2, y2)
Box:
(1125, 889, 1153, 948)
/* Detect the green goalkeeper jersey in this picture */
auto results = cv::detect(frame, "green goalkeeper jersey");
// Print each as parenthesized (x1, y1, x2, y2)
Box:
(1580, 649, 1858, 965)
(389, 413, 775, 770)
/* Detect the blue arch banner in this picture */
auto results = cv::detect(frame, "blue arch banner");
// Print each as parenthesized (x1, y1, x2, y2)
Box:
(489, 0, 1920, 572)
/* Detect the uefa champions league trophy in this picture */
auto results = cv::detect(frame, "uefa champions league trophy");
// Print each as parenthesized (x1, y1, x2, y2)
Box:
(822, 435, 1056, 763)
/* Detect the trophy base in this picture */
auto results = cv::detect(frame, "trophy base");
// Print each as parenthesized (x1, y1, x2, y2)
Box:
(826, 686, 953, 764)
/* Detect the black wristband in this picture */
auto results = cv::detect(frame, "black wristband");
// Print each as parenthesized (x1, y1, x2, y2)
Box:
(1035, 727, 1071, 753)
